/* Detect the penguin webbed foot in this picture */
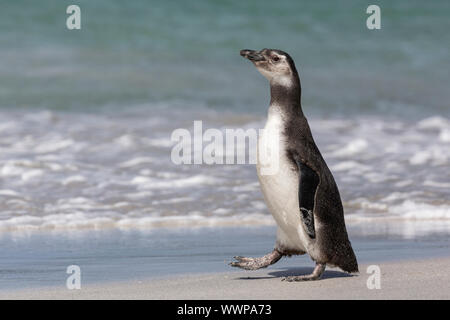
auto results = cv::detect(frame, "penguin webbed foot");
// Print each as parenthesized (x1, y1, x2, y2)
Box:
(229, 250, 282, 270)
(229, 256, 265, 270)
(282, 263, 326, 282)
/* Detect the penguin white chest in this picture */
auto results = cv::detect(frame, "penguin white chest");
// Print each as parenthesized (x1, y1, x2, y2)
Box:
(256, 108, 311, 252)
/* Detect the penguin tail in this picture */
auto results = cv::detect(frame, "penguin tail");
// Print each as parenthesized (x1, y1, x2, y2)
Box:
(329, 242, 359, 274)
(338, 250, 359, 274)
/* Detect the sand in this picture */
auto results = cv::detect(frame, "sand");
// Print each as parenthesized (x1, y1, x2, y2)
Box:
(1, 257, 449, 300)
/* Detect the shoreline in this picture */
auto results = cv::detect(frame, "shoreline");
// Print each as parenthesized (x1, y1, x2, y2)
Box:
(0, 226, 449, 293)
(1, 256, 449, 299)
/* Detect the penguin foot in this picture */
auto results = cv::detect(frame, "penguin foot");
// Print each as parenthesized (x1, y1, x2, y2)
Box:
(282, 263, 326, 282)
(229, 250, 282, 270)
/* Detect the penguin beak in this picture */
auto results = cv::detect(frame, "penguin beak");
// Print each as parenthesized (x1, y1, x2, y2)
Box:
(240, 49, 265, 62)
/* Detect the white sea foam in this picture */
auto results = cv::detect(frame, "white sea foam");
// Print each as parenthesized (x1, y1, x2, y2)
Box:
(0, 212, 275, 232)
(0, 190, 20, 197)
(409, 146, 448, 165)
(396, 202, 450, 220)
(34, 138, 74, 153)
(62, 175, 87, 186)
(417, 116, 450, 130)
(394, 180, 414, 188)
(131, 174, 222, 190)
(439, 128, 450, 142)
(347, 200, 450, 220)
(119, 157, 154, 168)
(152, 197, 193, 205)
(21, 169, 44, 181)
(329, 139, 369, 157)
(0, 110, 448, 237)
(144, 138, 175, 148)
(331, 161, 371, 173)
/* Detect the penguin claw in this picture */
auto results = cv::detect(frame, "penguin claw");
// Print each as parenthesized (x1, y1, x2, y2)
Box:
(229, 257, 261, 270)
(233, 256, 253, 262)
(230, 250, 283, 270)
(282, 263, 326, 281)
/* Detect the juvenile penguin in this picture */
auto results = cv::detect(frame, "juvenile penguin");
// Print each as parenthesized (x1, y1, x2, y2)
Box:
(230, 49, 358, 281)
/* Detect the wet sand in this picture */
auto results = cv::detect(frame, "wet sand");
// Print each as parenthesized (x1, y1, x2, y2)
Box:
(1, 257, 449, 300)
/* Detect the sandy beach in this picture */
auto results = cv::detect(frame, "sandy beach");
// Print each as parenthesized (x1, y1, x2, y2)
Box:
(1, 257, 448, 300)
(1, 0, 449, 303)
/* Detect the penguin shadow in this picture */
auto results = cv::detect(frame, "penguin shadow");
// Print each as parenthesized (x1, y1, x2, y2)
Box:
(236, 267, 353, 281)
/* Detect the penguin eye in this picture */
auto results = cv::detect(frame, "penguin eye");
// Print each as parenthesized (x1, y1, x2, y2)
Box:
(272, 56, 280, 62)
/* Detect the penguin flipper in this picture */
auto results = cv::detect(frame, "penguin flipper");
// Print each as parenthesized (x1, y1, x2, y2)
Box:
(296, 160, 319, 239)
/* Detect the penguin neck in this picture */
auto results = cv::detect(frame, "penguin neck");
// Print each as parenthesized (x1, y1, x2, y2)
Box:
(269, 75, 303, 117)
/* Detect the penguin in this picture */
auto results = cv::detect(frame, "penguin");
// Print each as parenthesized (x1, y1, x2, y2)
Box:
(230, 49, 358, 281)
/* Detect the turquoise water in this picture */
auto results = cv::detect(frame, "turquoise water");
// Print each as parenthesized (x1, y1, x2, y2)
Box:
(0, 1, 449, 290)
(0, 0, 449, 116)
(0, 1, 449, 234)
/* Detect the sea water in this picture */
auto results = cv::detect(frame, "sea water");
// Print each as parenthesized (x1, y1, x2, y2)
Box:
(0, 0, 449, 290)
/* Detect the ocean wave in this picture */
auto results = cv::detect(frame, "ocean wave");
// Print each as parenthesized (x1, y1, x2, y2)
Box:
(0, 109, 449, 237)
(1, 200, 449, 232)
(0, 212, 275, 232)
(347, 200, 450, 221)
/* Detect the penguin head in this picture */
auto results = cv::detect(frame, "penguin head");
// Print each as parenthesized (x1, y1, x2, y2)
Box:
(240, 48, 298, 87)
